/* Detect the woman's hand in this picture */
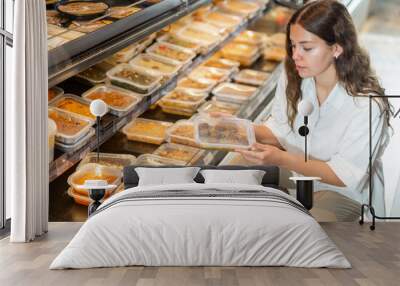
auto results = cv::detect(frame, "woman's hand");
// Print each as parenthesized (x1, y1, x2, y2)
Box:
(235, 142, 284, 166)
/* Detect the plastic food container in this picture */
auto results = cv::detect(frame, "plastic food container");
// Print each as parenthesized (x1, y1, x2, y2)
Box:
(48, 36, 69, 50)
(159, 88, 208, 110)
(212, 82, 258, 104)
(108, 6, 142, 19)
(69, 19, 113, 33)
(55, 127, 95, 153)
(110, 43, 141, 63)
(50, 94, 96, 122)
(146, 42, 196, 66)
(158, 103, 197, 117)
(194, 116, 255, 150)
(153, 143, 203, 164)
(175, 26, 220, 47)
(198, 99, 241, 116)
(217, 0, 261, 18)
(263, 46, 286, 62)
(203, 57, 240, 73)
(261, 61, 278, 72)
(106, 64, 162, 94)
(68, 163, 122, 195)
(82, 84, 142, 117)
(177, 77, 216, 93)
(191, 21, 227, 36)
(233, 69, 270, 86)
(157, 33, 202, 53)
(77, 152, 137, 170)
(234, 30, 269, 47)
(48, 119, 57, 163)
(201, 11, 242, 32)
(76, 62, 113, 84)
(122, 118, 173, 145)
(48, 86, 64, 103)
(220, 42, 260, 66)
(135, 154, 186, 166)
(48, 107, 94, 144)
(129, 53, 182, 78)
(166, 120, 199, 147)
(188, 66, 231, 84)
(67, 186, 113, 206)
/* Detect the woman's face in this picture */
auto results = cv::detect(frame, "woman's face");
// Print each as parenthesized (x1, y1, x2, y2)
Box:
(289, 24, 339, 78)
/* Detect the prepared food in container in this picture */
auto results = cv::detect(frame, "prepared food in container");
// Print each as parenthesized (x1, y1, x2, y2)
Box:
(177, 77, 215, 93)
(106, 64, 162, 94)
(233, 69, 270, 86)
(175, 26, 220, 46)
(200, 11, 242, 31)
(67, 187, 112, 206)
(234, 30, 268, 47)
(57, 1, 109, 18)
(191, 21, 227, 36)
(261, 61, 278, 72)
(188, 66, 231, 84)
(47, 24, 85, 41)
(108, 6, 141, 19)
(77, 62, 112, 84)
(198, 99, 241, 116)
(159, 89, 208, 110)
(212, 82, 258, 104)
(194, 116, 255, 150)
(268, 32, 286, 47)
(78, 152, 136, 170)
(129, 53, 182, 78)
(48, 107, 93, 144)
(68, 163, 122, 195)
(202, 58, 239, 75)
(108, 43, 141, 64)
(69, 19, 113, 33)
(158, 103, 197, 117)
(263, 46, 286, 62)
(146, 42, 196, 64)
(135, 154, 186, 166)
(48, 86, 64, 103)
(55, 127, 95, 153)
(220, 42, 259, 66)
(166, 120, 199, 147)
(217, 0, 261, 17)
(50, 94, 96, 121)
(82, 84, 141, 117)
(48, 119, 57, 163)
(157, 34, 202, 52)
(153, 143, 202, 164)
(122, 118, 173, 145)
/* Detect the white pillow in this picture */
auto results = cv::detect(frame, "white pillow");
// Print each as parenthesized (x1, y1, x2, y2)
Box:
(200, 169, 266, 185)
(136, 167, 201, 186)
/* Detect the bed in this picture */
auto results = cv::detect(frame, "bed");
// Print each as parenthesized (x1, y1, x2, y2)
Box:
(50, 165, 350, 269)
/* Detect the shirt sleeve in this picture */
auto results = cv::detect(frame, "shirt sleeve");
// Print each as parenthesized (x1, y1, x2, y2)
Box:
(264, 70, 293, 149)
(326, 100, 386, 191)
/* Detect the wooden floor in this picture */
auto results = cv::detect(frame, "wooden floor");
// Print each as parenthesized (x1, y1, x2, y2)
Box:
(0, 222, 399, 286)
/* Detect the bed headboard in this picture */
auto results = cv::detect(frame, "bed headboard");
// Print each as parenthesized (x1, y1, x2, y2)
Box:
(123, 165, 280, 190)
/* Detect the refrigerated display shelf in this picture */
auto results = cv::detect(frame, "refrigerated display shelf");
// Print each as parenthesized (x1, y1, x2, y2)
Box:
(49, 2, 271, 182)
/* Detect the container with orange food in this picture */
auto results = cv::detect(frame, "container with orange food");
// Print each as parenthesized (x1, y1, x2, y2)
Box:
(48, 86, 64, 103)
(82, 84, 142, 117)
(67, 163, 122, 196)
(48, 107, 94, 144)
(122, 118, 173, 145)
(50, 94, 96, 122)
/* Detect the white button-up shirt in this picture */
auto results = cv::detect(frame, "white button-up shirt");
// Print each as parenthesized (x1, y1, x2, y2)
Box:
(265, 71, 390, 215)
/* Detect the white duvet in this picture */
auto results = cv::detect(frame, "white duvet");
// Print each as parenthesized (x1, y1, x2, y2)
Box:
(50, 183, 351, 269)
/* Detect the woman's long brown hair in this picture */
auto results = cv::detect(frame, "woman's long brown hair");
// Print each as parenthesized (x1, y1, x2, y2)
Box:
(284, 0, 391, 129)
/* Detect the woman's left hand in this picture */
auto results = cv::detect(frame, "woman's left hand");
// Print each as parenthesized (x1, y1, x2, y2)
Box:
(235, 142, 284, 166)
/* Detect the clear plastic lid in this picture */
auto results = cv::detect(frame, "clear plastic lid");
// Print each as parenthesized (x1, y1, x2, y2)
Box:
(157, 33, 202, 53)
(159, 88, 208, 110)
(129, 53, 182, 78)
(50, 94, 96, 122)
(190, 21, 227, 36)
(203, 57, 240, 71)
(234, 30, 269, 47)
(153, 143, 202, 164)
(188, 66, 231, 84)
(221, 42, 259, 61)
(77, 152, 136, 170)
(82, 84, 142, 117)
(106, 64, 162, 94)
(122, 118, 173, 145)
(212, 82, 258, 104)
(261, 61, 278, 72)
(198, 99, 241, 116)
(201, 11, 242, 31)
(68, 163, 122, 192)
(108, 6, 142, 19)
(177, 77, 216, 93)
(48, 86, 64, 103)
(263, 46, 286, 62)
(158, 103, 197, 117)
(110, 43, 141, 64)
(55, 127, 95, 153)
(76, 62, 113, 84)
(146, 42, 196, 65)
(166, 120, 199, 148)
(194, 115, 255, 150)
(216, 0, 261, 18)
(233, 69, 270, 86)
(48, 107, 94, 144)
(175, 26, 220, 46)
(135, 154, 186, 166)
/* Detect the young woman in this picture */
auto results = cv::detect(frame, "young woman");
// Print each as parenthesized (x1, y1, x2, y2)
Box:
(235, 0, 391, 221)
